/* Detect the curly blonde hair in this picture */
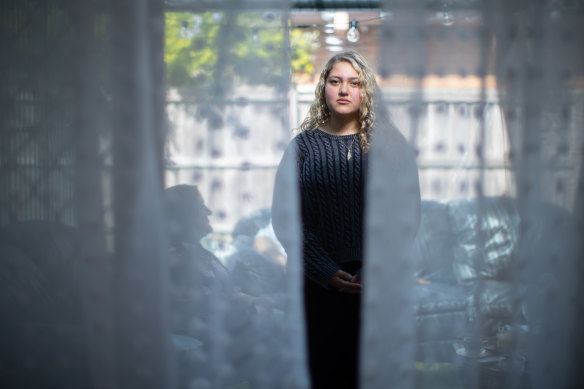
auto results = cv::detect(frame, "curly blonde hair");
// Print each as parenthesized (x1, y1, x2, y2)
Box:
(298, 51, 380, 152)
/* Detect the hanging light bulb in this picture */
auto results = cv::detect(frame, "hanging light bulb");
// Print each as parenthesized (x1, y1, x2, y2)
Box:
(442, 11, 454, 26)
(440, 5, 454, 26)
(346, 20, 360, 43)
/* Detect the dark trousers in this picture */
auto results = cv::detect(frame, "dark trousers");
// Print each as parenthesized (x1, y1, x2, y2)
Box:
(304, 263, 361, 389)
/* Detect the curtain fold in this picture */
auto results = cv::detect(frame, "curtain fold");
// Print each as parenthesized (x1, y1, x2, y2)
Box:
(363, 1, 584, 388)
(109, 1, 172, 388)
(490, 2, 584, 388)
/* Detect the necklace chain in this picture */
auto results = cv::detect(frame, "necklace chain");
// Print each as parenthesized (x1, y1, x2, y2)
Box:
(344, 135, 356, 160)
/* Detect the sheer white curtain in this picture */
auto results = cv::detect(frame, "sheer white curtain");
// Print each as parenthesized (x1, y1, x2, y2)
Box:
(161, 1, 308, 389)
(2, 1, 583, 389)
(2, 0, 309, 388)
(361, 1, 584, 389)
(491, 2, 584, 388)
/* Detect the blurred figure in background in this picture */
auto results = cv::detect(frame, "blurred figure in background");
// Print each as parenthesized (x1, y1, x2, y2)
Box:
(164, 184, 279, 388)
(225, 209, 287, 306)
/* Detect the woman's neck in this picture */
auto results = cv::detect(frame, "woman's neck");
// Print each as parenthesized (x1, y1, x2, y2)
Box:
(320, 116, 359, 136)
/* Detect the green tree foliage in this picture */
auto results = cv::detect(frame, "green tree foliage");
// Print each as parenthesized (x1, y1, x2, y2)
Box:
(165, 12, 318, 90)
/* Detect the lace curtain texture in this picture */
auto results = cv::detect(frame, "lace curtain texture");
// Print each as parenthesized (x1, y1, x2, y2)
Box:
(0, 1, 583, 389)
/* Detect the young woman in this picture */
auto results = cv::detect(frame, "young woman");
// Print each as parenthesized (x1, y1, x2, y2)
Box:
(272, 51, 420, 389)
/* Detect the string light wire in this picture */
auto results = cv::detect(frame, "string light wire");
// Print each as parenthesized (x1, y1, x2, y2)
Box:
(166, 13, 389, 44)
(167, 13, 386, 31)
(292, 14, 386, 31)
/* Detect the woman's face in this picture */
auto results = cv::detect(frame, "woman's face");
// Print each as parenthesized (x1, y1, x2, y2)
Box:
(324, 61, 361, 120)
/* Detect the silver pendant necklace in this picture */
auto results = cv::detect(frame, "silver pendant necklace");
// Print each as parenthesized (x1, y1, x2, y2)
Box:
(345, 135, 356, 160)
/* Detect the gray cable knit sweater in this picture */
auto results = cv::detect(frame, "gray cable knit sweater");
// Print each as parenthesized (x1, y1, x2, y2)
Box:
(273, 128, 366, 287)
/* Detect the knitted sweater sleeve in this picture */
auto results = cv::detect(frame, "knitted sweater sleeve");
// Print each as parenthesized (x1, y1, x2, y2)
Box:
(272, 140, 341, 288)
(300, 229, 342, 287)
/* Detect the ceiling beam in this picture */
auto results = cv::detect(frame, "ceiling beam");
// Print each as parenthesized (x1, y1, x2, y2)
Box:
(163, 0, 490, 13)
(164, 0, 383, 12)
